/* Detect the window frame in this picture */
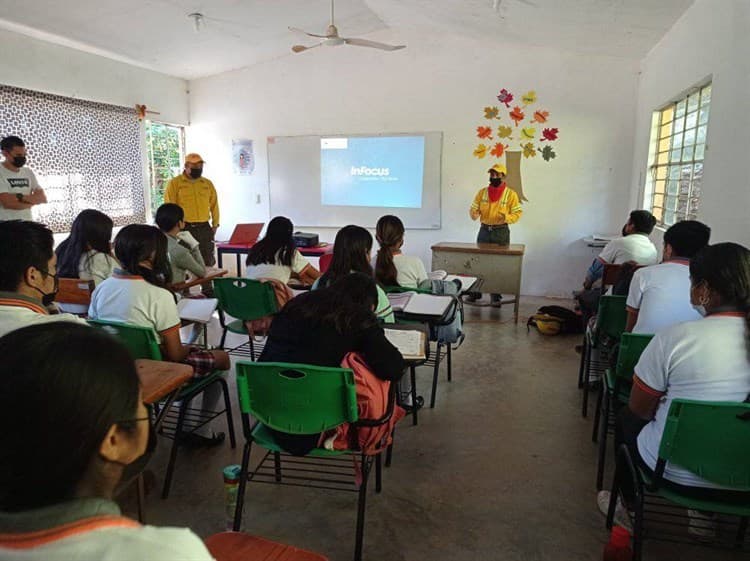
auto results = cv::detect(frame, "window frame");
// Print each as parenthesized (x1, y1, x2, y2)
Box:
(144, 120, 185, 219)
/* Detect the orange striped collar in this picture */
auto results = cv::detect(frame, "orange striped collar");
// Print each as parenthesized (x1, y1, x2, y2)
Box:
(708, 311, 745, 318)
(112, 269, 143, 280)
(0, 515, 139, 549)
(0, 292, 47, 315)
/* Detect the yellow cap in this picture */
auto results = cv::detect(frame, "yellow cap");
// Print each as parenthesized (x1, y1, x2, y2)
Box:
(184, 153, 205, 165)
(488, 163, 507, 175)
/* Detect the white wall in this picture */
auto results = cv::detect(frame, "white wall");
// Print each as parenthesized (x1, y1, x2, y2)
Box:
(0, 29, 188, 124)
(630, 0, 750, 246)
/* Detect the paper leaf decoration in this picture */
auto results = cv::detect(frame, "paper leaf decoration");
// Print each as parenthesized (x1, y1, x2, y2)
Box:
(509, 106, 525, 126)
(541, 127, 559, 141)
(484, 106, 499, 119)
(542, 145, 556, 161)
(497, 88, 514, 108)
(490, 143, 505, 158)
(497, 125, 513, 139)
(476, 126, 493, 139)
(522, 143, 537, 158)
(521, 90, 537, 106)
(473, 144, 488, 159)
(532, 110, 549, 124)
(520, 127, 536, 140)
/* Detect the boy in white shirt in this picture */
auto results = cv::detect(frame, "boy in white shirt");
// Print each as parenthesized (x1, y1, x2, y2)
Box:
(0, 220, 87, 337)
(626, 220, 711, 333)
(0, 136, 47, 221)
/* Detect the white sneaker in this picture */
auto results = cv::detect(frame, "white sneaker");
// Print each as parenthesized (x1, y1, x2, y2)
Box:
(597, 490, 633, 532)
(688, 509, 717, 541)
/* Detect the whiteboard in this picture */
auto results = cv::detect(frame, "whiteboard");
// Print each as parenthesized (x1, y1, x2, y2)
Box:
(268, 132, 442, 229)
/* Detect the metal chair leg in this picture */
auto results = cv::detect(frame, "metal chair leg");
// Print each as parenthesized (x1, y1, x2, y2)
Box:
(273, 452, 282, 482)
(430, 342, 442, 409)
(446, 342, 452, 381)
(592, 381, 604, 442)
(581, 339, 593, 418)
(218, 377, 236, 448)
(162, 397, 190, 499)
(596, 391, 611, 490)
(410, 365, 418, 426)
(577, 334, 588, 388)
(375, 454, 382, 493)
(385, 428, 395, 468)
(219, 327, 228, 350)
(136, 473, 146, 523)
(233, 441, 252, 531)
(353, 455, 370, 561)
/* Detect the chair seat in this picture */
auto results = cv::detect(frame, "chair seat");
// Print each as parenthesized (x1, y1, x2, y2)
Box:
(227, 319, 248, 334)
(251, 423, 347, 458)
(205, 531, 329, 561)
(604, 369, 631, 403)
(639, 468, 750, 517)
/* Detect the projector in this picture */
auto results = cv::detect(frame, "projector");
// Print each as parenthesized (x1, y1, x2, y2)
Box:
(293, 232, 319, 248)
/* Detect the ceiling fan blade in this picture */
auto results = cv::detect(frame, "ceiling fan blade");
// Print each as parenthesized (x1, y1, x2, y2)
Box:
(291, 43, 322, 53)
(288, 26, 328, 39)
(343, 38, 406, 51)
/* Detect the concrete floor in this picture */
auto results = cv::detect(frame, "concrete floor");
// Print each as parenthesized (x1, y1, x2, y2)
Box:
(124, 296, 745, 561)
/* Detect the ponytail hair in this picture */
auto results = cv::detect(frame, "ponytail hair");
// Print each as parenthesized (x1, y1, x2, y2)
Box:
(114, 224, 172, 288)
(375, 215, 404, 287)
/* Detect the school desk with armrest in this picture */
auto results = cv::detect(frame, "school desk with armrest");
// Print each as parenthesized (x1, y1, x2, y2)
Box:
(55, 278, 95, 316)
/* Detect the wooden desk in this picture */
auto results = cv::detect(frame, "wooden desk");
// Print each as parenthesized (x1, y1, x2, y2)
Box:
(136, 359, 193, 429)
(216, 242, 333, 273)
(431, 242, 525, 323)
(170, 268, 228, 292)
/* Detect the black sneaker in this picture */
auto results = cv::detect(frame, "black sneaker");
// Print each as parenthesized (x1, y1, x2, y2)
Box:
(402, 396, 424, 412)
(179, 431, 226, 448)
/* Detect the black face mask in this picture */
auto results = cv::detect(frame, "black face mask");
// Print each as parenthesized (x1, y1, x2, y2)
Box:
(34, 269, 59, 306)
(189, 167, 203, 179)
(489, 177, 503, 187)
(12, 156, 26, 168)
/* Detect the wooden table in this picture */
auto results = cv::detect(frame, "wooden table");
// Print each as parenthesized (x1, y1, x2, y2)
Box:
(216, 242, 333, 273)
(136, 359, 194, 429)
(431, 242, 525, 323)
(170, 267, 228, 292)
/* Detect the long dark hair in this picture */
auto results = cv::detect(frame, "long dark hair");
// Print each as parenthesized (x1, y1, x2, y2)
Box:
(375, 215, 404, 287)
(114, 224, 172, 287)
(318, 225, 374, 288)
(246, 216, 296, 267)
(690, 242, 750, 353)
(0, 323, 140, 511)
(56, 209, 114, 278)
(282, 272, 379, 333)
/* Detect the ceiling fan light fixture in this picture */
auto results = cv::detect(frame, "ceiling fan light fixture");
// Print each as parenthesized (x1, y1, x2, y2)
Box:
(188, 12, 204, 33)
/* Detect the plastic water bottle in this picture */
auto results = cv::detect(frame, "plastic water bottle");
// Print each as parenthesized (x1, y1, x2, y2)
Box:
(603, 525, 633, 561)
(223, 465, 242, 531)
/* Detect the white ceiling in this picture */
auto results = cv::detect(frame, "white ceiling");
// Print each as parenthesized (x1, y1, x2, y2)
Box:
(0, 0, 694, 80)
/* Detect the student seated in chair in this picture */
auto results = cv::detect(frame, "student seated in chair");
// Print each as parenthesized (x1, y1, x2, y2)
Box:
(0, 220, 88, 337)
(626, 220, 711, 333)
(244, 216, 319, 286)
(56, 209, 118, 286)
(374, 215, 428, 289)
(314, 225, 394, 323)
(259, 273, 405, 456)
(155, 203, 207, 293)
(88, 224, 230, 446)
(599, 242, 750, 536)
(0, 323, 214, 561)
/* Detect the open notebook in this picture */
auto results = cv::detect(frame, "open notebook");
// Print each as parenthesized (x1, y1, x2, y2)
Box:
(177, 297, 218, 324)
(386, 292, 452, 317)
(427, 270, 479, 291)
(384, 328, 426, 361)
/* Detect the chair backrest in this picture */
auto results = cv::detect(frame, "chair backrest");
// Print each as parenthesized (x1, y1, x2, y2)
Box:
(87, 319, 162, 360)
(614, 333, 654, 383)
(595, 295, 627, 341)
(318, 253, 333, 274)
(213, 278, 278, 321)
(657, 399, 750, 491)
(235, 361, 358, 435)
(601, 263, 623, 291)
(55, 278, 95, 305)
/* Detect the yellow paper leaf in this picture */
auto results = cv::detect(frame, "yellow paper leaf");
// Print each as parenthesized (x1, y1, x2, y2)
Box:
(521, 90, 537, 105)
(521, 127, 536, 140)
(473, 144, 488, 159)
(497, 125, 513, 139)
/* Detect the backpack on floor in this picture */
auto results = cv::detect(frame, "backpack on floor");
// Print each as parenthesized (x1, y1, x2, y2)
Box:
(527, 305, 583, 336)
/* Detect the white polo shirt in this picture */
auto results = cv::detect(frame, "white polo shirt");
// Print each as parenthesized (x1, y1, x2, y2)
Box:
(0, 292, 88, 338)
(88, 272, 181, 343)
(635, 313, 750, 488)
(0, 165, 41, 221)
(245, 249, 310, 285)
(393, 254, 429, 289)
(626, 259, 702, 334)
(598, 233, 658, 266)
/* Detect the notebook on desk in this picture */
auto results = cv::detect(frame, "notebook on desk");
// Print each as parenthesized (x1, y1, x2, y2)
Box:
(384, 328, 426, 360)
(387, 292, 452, 317)
(227, 223, 264, 245)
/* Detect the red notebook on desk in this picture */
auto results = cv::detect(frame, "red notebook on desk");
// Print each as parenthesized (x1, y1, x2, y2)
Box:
(226, 223, 264, 246)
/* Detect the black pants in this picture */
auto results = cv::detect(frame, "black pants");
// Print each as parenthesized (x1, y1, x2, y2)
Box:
(468, 224, 509, 302)
(184, 221, 216, 267)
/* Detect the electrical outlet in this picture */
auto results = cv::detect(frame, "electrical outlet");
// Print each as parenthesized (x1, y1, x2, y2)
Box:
(256, 194, 261, 204)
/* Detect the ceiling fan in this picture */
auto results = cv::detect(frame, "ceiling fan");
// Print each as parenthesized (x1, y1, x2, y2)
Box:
(289, 0, 405, 53)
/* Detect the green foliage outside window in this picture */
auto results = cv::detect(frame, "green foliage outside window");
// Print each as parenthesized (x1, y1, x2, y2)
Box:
(146, 121, 184, 217)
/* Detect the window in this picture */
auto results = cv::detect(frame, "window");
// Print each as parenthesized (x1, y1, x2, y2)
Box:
(0, 84, 146, 232)
(643, 83, 711, 228)
(145, 121, 184, 217)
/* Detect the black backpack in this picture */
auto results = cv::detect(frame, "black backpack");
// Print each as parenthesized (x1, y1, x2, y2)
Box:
(527, 305, 583, 335)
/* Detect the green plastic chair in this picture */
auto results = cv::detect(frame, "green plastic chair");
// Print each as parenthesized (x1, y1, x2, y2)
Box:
(214, 277, 278, 358)
(87, 319, 235, 498)
(594, 333, 654, 489)
(579, 295, 627, 417)
(608, 399, 750, 560)
(233, 360, 392, 561)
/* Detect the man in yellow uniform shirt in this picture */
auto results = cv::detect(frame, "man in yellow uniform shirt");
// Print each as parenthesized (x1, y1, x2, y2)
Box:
(467, 163, 523, 304)
(164, 153, 220, 267)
